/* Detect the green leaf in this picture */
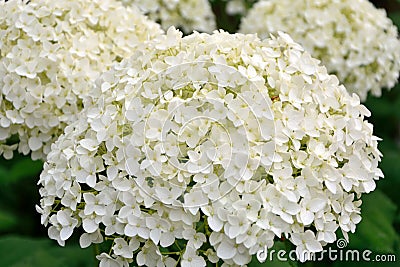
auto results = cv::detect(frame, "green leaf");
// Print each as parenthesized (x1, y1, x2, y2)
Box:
(375, 138, 400, 204)
(0, 210, 17, 231)
(389, 12, 400, 29)
(9, 158, 43, 181)
(0, 157, 43, 184)
(0, 236, 95, 267)
(395, 95, 400, 119)
(347, 190, 398, 253)
(380, 137, 400, 182)
(365, 97, 394, 118)
(0, 166, 7, 180)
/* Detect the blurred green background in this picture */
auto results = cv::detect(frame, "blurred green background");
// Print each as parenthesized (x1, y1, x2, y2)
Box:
(0, 0, 399, 266)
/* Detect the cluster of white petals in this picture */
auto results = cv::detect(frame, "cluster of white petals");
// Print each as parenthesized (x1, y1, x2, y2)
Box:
(240, 0, 400, 101)
(38, 28, 382, 266)
(122, 0, 216, 33)
(0, 0, 163, 160)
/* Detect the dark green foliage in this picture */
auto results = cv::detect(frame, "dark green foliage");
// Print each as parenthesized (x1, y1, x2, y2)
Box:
(0, 236, 95, 267)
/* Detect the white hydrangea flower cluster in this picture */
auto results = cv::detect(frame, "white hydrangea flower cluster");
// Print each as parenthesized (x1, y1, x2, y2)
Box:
(240, 0, 400, 101)
(121, 0, 216, 33)
(0, 0, 163, 160)
(38, 28, 383, 266)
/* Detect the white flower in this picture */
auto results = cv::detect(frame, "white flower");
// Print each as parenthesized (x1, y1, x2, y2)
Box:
(103, 215, 125, 236)
(226, 0, 247, 16)
(56, 209, 79, 241)
(38, 28, 382, 266)
(223, 0, 256, 16)
(181, 247, 206, 267)
(136, 241, 162, 267)
(80, 230, 104, 248)
(112, 237, 140, 259)
(0, 0, 163, 160)
(271, 196, 301, 224)
(240, 0, 400, 101)
(183, 229, 207, 249)
(81, 211, 102, 234)
(215, 236, 237, 260)
(298, 198, 326, 226)
(256, 209, 289, 238)
(124, 216, 150, 239)
(225, 212, 251, 239)
(204, 248, 219, 263)
(184, 190, 208, 215)
(96, 253, 129, 267)
(315, 216, 338, 244)
(146, 216, 171, 245)
(123, 0, 216, 33)
(290, 230, 323, 262)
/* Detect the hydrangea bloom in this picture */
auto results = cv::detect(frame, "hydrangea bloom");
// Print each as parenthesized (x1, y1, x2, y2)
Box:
(240, 0, 400, 101)
(121, 0, 216, 33)
(38, 28, 383, 266)
(0, 0, 163, 160)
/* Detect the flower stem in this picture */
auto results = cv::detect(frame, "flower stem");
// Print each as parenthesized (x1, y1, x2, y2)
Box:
(93, 244, 100, 267)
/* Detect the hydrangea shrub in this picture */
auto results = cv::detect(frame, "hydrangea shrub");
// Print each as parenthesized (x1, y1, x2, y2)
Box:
(0, 0, 163, 160)
(240, 0, 400, 101)
(38, 28, 383, 266)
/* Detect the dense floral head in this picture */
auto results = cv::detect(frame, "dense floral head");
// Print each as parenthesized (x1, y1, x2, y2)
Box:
(0, 0, 163, 160)
(38, 28, 382, 266)
(121, 0, 216, 33)
(240, 0, 400, 101)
